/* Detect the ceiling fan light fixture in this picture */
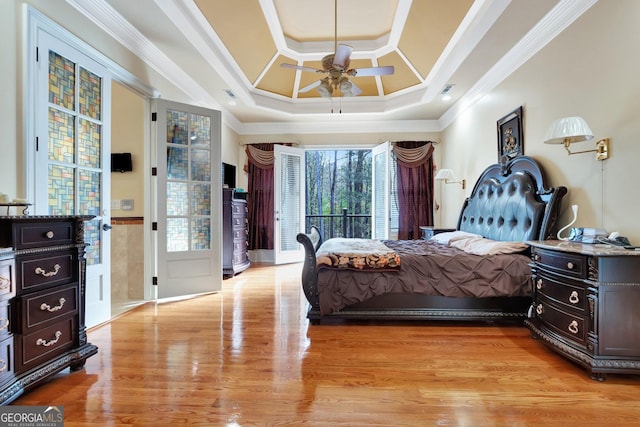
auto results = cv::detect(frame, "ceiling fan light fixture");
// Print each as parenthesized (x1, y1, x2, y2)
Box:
(317, 78, 333, 97)
(339, 77, 352, 93)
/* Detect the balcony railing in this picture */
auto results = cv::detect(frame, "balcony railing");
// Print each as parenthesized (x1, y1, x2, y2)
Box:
(305, 208, 371, 242)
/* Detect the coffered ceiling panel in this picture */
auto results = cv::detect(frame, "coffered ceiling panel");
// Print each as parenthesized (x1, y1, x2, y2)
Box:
(274, 0, 398, 42)
(378, 51, 421, 95)
(399, 0, 474, 79)
(194, 0, 277, 84)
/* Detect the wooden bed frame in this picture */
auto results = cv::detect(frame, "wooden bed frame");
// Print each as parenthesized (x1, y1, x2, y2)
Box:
(296, 156, 567, 324)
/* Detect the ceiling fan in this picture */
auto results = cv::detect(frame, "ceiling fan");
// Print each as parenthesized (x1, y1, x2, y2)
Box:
(280, 0, 394, 98)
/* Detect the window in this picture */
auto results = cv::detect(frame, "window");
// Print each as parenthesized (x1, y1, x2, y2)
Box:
(305, 149, 372, 239)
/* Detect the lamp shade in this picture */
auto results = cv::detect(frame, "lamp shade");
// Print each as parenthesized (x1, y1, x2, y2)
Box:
(434, 169, 456, 181)
(544, 116, 594, 144)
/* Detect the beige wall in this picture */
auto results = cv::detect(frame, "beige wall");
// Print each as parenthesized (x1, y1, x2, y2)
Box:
(441, 0, 640, 243)
(111, 82, 145, 217)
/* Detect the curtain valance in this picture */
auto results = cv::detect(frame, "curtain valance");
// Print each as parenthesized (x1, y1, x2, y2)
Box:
(246, 144, 274, 169)
(392, 141, 435, 167)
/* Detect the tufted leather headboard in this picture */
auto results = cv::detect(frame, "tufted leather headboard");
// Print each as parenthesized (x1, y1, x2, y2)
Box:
(456, 156, 567, 242)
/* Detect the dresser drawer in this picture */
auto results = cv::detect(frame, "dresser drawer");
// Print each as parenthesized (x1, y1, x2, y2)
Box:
(20, 285, 78, 332)
(17, 251, 77, 294)
(536, 299, 588, 347)
(231, 203, 246, 216)
(534, 273, 588, 314)
(233, 250, 248, 265)
(0, 302, 11, 339)
(532, 247, 586, 279)
(13, 221, 74, 250)
(231, 215, 246, 228)
(232, 228, 247, 240)
(0, 335, 14, 386)
(0, 259, 15, 301)
(18, 317, 76, 372)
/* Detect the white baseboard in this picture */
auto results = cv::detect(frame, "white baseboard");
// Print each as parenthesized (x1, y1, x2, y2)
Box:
(248, 249, 274, 263)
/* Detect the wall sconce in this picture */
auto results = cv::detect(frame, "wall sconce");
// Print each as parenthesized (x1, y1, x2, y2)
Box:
(434, 169, 466, 190)
(543, 116, 609, 160)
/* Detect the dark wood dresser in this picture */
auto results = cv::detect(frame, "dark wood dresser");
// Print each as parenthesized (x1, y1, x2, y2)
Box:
(223, 189, 250, 278)
(0, 216, 98, 404)
(525, 240, 640, 380)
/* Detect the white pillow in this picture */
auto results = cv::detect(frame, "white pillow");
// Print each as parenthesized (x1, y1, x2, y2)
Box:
(450, 236, 529, 255)
(429, 230, 482, 245)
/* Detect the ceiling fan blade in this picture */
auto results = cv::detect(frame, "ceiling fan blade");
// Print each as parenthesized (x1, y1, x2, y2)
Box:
(349, 81, 363, 96)
(281, 63, 324, 73)
(349, 65, 395, 77)
(298, 79, 322, 93)
(333, 44, 353, 70)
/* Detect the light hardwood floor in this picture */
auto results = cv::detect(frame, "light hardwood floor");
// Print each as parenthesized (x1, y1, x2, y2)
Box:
(12, 263, 640, 426)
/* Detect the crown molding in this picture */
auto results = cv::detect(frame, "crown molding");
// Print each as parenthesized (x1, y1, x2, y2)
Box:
(236, 118, 440, 135)
(64, 0, 227, 108)
(439, 0, 599, 129)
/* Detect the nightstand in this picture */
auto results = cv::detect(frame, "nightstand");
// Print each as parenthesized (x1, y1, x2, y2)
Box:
(525, 240, 640, 380)
(419, 227, 456, 240)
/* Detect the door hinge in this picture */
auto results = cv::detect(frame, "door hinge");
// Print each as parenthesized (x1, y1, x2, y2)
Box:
(152, 222, 157, 231)
(36, 46, 39, 62)
(151, 112, 157, 121)
(151, 167, 157, 176)
(152, 276, 158, 286)
(35, 136, 39, 151)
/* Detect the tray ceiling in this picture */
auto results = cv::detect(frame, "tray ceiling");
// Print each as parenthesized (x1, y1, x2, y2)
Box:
(74, 0, 593, 133)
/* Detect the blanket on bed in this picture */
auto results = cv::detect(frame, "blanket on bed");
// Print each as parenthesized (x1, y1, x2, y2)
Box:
(317, 239, 531, 314)
(316, 238, 401, 271)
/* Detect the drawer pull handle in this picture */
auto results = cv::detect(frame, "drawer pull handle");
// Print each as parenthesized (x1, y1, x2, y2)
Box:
(569, 291, 579, 304)
(568, 320, 579, 335)
(46, 231, 55, 239)
(40, 298, 66, 312)
(36, 331, 62, 347)
(0, 358, 6, 372)
(34, 264, 61, 277)
(536, 304, 543, 315)
(566, 262, 574, 270)
(536, 278, 543, 290)
(0, 275, 9, 291)
(0, 318, 8, 331)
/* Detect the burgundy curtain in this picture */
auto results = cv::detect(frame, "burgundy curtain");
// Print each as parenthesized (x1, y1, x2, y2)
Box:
(246, 143, 275, 250)
(394, 141, 435, 240)
(244, 143, 291, 250)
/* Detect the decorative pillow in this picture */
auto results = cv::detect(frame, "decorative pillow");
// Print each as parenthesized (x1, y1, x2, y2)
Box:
(450, 236, 529, 255)
(429, 230, 482, 245)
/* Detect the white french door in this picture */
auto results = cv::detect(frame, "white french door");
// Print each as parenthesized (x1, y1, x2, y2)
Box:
(372, 141, 391, 239)
(33, 30, 112, 328)
(274, 145, 305, 264)
(152, 99, 222, 299)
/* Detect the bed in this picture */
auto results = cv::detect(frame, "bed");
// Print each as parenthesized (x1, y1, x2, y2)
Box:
(296, 156, 567, 324)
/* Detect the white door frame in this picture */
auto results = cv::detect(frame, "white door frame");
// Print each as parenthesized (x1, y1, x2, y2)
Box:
(273, 144, 306, 264)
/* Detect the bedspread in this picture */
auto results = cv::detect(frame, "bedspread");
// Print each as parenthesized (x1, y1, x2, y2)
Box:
(317, 239, 531, 315)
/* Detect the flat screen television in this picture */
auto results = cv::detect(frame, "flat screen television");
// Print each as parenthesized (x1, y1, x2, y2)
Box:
(222, 162, 236, 188)
(111, 153, 133, 172)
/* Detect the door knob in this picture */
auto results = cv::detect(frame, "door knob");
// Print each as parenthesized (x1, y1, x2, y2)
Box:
(102, 223, 113, 231)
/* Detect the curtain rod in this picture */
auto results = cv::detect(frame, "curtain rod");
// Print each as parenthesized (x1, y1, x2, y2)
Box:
(239, 141, 300, 146)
